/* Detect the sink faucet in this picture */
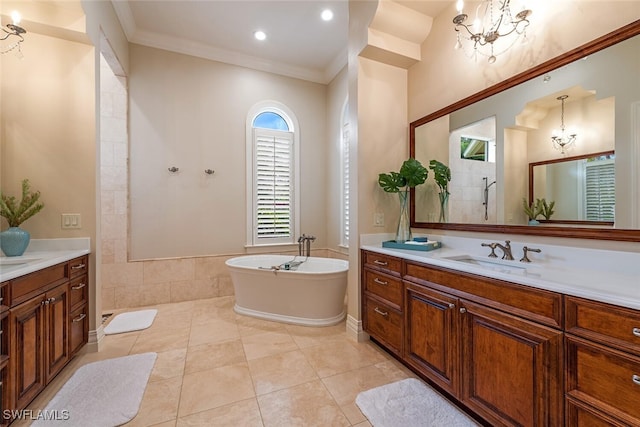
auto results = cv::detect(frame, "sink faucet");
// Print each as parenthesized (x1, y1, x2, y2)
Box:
(520, 246, 541, 263)
(494, 240, 513, 260)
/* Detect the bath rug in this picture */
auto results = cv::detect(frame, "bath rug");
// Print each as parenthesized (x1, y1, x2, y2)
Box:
(355, 378, 480, 427)
(104, 309, 157, 334)
(31, 352, 157, 427)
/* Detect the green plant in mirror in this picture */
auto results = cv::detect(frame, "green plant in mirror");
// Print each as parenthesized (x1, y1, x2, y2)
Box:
(522, 198, 543, 223)
(0, 179, 44, 228)
(539, 198, 555, 220)
(378, 158, 428, 242)
(429, 160, 451, 223)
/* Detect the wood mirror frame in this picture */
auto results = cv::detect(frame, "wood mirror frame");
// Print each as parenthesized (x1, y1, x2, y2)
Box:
(410, 20, 640, 242)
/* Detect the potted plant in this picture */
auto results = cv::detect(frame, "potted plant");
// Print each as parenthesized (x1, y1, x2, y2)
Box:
(378, 158, 428, 242)
(0, 179, 45, 256)
(429, 159, 452, 223)
(522, 198, 543, 225)
(539, 198, 555, 220)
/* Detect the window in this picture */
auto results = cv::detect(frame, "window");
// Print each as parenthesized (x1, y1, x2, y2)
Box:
(340, 101, 350, 247)
(584, 155, 615, 221)
(246, 102, 300, 246)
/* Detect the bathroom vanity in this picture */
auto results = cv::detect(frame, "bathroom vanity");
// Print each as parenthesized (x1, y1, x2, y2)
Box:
(0, 246, 90, 425)
(361, 242, 640, 426)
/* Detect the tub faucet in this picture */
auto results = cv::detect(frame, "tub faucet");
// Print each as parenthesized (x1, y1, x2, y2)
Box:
(298, 234, 316, 257)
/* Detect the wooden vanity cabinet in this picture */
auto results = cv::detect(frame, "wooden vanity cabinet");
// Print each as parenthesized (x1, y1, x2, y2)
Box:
(564, 296, 640, 426)
(2, 255, 89, 423)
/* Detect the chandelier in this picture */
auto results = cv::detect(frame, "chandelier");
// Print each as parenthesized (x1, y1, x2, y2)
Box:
(2, 11, 26, 56)
(453, 0, 532, 63)
(551, 95, 577, 154)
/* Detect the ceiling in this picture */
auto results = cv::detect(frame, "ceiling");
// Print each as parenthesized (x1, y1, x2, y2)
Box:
(112, 0, 452, 84)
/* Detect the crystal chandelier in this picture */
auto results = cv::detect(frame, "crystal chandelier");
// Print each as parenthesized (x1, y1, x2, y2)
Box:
(551, 95, 577, 154)
(1, 11, 26, 56)
(453, 0, 532, 63)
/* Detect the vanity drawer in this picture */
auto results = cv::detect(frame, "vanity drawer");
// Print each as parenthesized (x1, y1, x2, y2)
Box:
(364, 296, 402, 355)
(9, 263, 68, 307)
(69, 304, 88, 356)
(364, 269, 402, 309)
(68, 256, 88, 278)
(565, 296, 640, 355)
(363, 251, 402, 276)
(69, 275, 88, 310)
(566, 335, 640, 423)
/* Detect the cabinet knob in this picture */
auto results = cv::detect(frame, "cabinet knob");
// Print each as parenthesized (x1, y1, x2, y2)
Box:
(373, 260, 388, 266)
(633, 374, 640, 386)
(460, 308, 467, 313)
(633, 327, 640, 337)
(373, 278, 388, 286)
(448, 303, 455, 309)
(374, 307, 389, 317)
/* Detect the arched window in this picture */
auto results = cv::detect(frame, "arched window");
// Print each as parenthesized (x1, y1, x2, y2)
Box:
(246, 102, 300, 246)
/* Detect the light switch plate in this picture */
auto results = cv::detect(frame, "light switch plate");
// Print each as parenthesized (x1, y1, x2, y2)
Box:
(373, 213, 384, 227)
(61, 213, 81, 229)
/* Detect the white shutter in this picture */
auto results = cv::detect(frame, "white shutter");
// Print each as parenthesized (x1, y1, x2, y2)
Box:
(254, 129, 294, 243)
(341, 121, 350, 247)
(584, 158, 615, 221)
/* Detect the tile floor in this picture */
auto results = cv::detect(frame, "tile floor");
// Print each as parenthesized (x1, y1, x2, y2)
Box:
(20, 296, 416, 426)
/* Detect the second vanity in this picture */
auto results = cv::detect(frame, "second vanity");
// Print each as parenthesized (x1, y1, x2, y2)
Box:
(361, 236, 640, 427)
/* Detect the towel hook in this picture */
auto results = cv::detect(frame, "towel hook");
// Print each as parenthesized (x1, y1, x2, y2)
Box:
(204, 169, 215, 175)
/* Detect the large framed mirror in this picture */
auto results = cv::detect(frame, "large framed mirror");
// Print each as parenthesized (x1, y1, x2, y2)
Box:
(410, 20, 640, 242)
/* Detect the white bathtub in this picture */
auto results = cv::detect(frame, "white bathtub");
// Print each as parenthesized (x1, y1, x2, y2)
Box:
(225, 255, 349, 326)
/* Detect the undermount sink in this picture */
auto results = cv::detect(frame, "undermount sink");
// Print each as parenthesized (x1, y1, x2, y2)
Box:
(442, 255, 530, 275)
(0, 256, 41, 266)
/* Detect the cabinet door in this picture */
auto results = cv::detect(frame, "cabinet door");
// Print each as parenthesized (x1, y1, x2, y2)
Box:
(405, 283, 459, 395)
(10, 296, 45, 411)
(44, 284, 69, 382)
(460, 300, 563, 427)
(69, 304, 88, 356)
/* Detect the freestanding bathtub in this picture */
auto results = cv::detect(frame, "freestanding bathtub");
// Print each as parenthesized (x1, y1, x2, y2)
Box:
(225, 255, 349, 326)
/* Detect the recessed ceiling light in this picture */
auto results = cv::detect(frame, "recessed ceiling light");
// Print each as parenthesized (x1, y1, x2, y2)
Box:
(321, 9, 334, 21)
(254, 30, 266, 41)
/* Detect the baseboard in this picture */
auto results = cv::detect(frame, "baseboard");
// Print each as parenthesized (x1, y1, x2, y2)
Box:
(86, 324, 106, 352)
(346, 314, 369, 342)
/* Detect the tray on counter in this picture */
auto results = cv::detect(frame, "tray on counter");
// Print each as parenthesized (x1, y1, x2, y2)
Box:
(382, 240, 441, 252)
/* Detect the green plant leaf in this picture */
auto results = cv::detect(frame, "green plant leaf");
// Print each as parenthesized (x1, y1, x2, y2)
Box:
(399, 158, 428, 188)
(378, 172, 406, 193)
(429, 159, 451, 194)
(0, 179, 44, 227)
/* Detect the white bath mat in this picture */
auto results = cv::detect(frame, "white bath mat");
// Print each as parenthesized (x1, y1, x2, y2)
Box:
(32, 352, 157, 427)
(356, 378, 480, 427)
(104, 309, 157, 334)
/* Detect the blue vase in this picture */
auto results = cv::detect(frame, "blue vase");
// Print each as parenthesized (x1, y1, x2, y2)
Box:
(0, 227, 31, 256)
(528, 219, 540, 226)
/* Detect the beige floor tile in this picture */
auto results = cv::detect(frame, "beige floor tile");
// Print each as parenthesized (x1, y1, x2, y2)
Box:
(321, 365, 392, 406)
(300, 340, 388, 378)
(126, 376, 182, 426)
(148, 421, 177, 427)
(341, 402, 367, 425)
(188, 318, 240, 347)
(184, 340, 246, 374)
(150, 348, 187, 382)
(248, 350, 318, 395)
(178, 363, 255, 417)
(131, 328, 191, 353)
(235, 314, 288, 336)
(176, 398, 262, 427)
(353, 421, 373, 427)
(374, 358, 415, 382)
(191, 297, 236, 324)
(257, 380, 350, 427)
(241, 330, 298, 360)
(285, 322, 347, 348)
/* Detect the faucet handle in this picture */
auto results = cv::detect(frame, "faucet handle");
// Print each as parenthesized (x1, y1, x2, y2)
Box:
(520, 246, 542, 263)
(481, 242, 498, 258)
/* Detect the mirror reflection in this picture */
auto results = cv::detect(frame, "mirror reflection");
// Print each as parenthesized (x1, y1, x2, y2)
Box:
(413, 31, 639, 231)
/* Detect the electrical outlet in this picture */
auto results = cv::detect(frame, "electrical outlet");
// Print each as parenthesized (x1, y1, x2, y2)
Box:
(373, 213, 384, 227)
(61, 213, 82, 229)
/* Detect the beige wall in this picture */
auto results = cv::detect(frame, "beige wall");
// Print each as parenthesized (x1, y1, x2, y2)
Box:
(128, 44, 328, 259)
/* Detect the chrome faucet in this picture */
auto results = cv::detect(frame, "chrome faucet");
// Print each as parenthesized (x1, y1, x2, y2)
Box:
(298, 234, 316, 257)
(482, 240, 513, 260)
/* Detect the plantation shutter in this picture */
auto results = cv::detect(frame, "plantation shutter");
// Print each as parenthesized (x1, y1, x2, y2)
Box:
(254, 129, 294, 243)
(584, 159, 615, 221)
(341, 121, 350, 246)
